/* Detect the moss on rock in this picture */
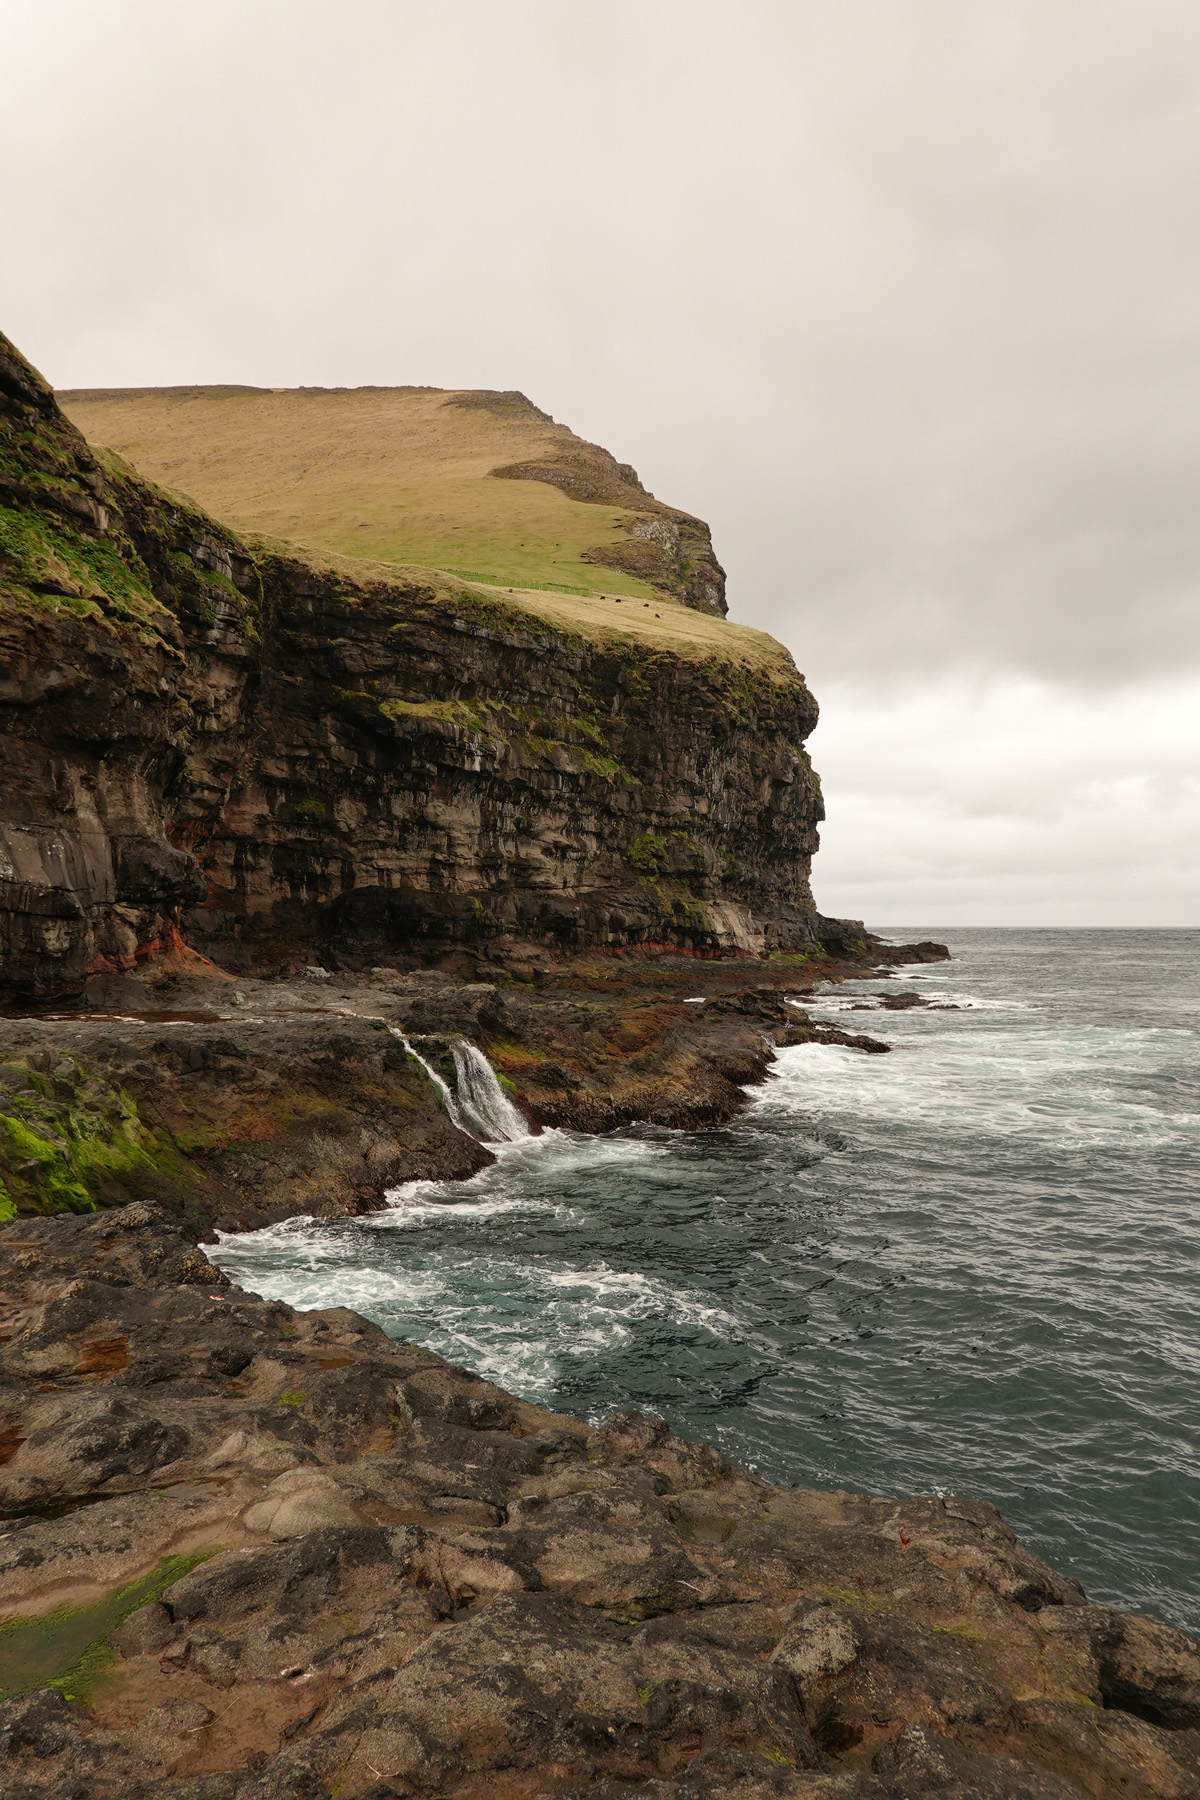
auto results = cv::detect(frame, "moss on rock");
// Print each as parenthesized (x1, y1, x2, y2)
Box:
(0, 1058, 199, 1218)
(0, 1552, 214, 1704)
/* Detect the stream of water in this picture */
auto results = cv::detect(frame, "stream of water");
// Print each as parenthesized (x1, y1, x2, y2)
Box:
(210, 930, 1200, 1630)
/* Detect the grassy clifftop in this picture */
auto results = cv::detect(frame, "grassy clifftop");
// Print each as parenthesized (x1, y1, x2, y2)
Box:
(60, 382, 729, 615)
(269, 539, 798, 681)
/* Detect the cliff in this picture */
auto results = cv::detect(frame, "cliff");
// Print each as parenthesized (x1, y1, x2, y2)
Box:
(2, 330, 829, 1006)
(3, 337, 1189, 1800)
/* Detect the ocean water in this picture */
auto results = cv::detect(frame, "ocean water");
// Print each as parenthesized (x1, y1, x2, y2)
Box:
(211, 930, 1200, 1631)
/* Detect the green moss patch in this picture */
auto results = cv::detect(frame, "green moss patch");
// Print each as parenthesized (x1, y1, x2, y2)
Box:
(627, 832, 670, 874)
(378, 696, 483, 725)
(0, 497, 166, 643)
(0, 1059, 202, 1217)
(1, 1113, 93, 1213)
(0, 1551, 214, 1703)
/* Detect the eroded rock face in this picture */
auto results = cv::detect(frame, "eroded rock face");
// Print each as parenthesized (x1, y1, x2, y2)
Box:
(1, 328, 827, 1005)
(1, 1208, 1198, 1799)
(489, 435, 729, 616)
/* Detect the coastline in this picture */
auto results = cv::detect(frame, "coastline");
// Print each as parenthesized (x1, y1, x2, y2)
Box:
(0, 938, 948, 1238)
(3, 1200, 1199, 1798)
(3, 940, 1200, 1797)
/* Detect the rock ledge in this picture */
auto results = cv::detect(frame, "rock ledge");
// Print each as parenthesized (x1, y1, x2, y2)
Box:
(1, 1207, 1197, 1799)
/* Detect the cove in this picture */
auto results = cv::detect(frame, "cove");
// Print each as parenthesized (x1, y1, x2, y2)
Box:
(211, 928, 1200, 1633)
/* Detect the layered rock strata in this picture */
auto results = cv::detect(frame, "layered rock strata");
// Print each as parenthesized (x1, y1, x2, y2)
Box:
(3, 329, 824, 1005)
(1, 1206, 1197, 1799)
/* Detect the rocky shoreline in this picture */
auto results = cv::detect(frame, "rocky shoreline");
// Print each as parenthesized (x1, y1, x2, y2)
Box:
(2, 946, 1200, 1799)
(0, 940, 945, 1236)
(5, 325, 1198, 1798)
(2, 1198, 1199, 1800)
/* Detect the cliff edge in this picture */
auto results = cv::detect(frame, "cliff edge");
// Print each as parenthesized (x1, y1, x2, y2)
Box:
(3, 330, 829, 1005)
(58, 379, 728, 616)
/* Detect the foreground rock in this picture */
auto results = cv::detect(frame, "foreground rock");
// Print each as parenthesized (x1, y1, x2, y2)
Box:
(2, 1210, 1197, 1799)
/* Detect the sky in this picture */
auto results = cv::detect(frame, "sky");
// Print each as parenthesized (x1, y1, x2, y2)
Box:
(3, 0, 1197, 925)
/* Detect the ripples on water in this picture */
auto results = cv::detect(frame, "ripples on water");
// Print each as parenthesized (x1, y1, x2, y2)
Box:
(212, 929, 1200, 1630)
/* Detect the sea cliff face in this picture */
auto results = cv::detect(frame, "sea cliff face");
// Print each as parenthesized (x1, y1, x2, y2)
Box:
(4, 334, 1196, 1800)
(2, 332, 827, 1006)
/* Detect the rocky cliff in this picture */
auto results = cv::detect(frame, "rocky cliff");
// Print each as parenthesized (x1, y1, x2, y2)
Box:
(4, 335, 1191, 1800)
(2, 331, 830, 1007)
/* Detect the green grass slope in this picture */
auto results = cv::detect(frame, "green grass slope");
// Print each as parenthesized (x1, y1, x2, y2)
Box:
(59, 384, 685, 603)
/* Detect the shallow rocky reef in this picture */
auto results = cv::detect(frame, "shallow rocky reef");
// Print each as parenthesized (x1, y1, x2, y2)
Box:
(1, 1206, 1198, 1799)
(0, 944, 944, 1234)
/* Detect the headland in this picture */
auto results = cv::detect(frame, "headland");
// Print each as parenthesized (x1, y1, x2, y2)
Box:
(2, 331, 1196, 1798)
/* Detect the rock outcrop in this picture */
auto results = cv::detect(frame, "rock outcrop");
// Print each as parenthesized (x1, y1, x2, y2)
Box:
(0, 948, 945, 1233)
(487, 429, 729, 616)
(3, 330, 829, 1006)
(2, 1206, 1197, 1798)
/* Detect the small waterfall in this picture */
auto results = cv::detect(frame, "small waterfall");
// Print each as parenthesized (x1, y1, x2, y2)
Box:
(451, 1041, 529, 1143)
(390, 1028, 529, 1144)
(391, 1030, 466, 1132)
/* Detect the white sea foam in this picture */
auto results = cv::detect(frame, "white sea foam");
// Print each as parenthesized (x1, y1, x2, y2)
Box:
(376, 1123, 673, 1222)
(754, 1028, 1200, 1149)
(206, 930, 1200, 1633)
(803, 990, 1033, 1014)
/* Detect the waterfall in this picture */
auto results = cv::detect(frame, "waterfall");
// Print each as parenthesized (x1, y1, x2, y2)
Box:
(391, 1030, 465, 1131)
(450, 1041, 529, 1143)
(390, 1028, 529, 1144)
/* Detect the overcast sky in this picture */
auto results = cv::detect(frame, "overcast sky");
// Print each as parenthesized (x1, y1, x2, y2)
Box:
(5, 0, 1197, 924)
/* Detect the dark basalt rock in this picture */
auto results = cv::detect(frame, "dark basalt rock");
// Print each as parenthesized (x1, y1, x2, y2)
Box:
(0, 943, 940, 1232)
(0, 1207, 1197, 1798)
(1, 326, 836, 1007)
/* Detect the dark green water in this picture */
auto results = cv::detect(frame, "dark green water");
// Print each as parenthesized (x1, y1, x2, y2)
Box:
(212, 929, 1200, 1630)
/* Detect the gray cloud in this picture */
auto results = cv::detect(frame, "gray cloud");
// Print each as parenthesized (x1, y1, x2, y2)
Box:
(810, 677, 1200, 925)
(4, 1, 1197, 918)
(7, 0, 1200, 688)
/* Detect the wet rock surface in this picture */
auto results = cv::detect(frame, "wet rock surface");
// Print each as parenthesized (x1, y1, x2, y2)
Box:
(1, 1208, 1198, 1799)
(0, 945, 940, 1233)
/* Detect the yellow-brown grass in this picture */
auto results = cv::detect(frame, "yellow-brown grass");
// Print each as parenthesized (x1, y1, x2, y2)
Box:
(254, 537, 798, 680)
(60, 385, 658, 598)
(61, 384, 799, 678)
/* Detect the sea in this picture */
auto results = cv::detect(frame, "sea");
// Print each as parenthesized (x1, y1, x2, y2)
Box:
(209, 929, 1200, 1631)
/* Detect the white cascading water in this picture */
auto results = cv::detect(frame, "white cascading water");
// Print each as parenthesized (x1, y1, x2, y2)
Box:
(389, 1028, 529, 1144)
(390, 1029, 464, 1130)
(450, 1040, 529, 1142)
